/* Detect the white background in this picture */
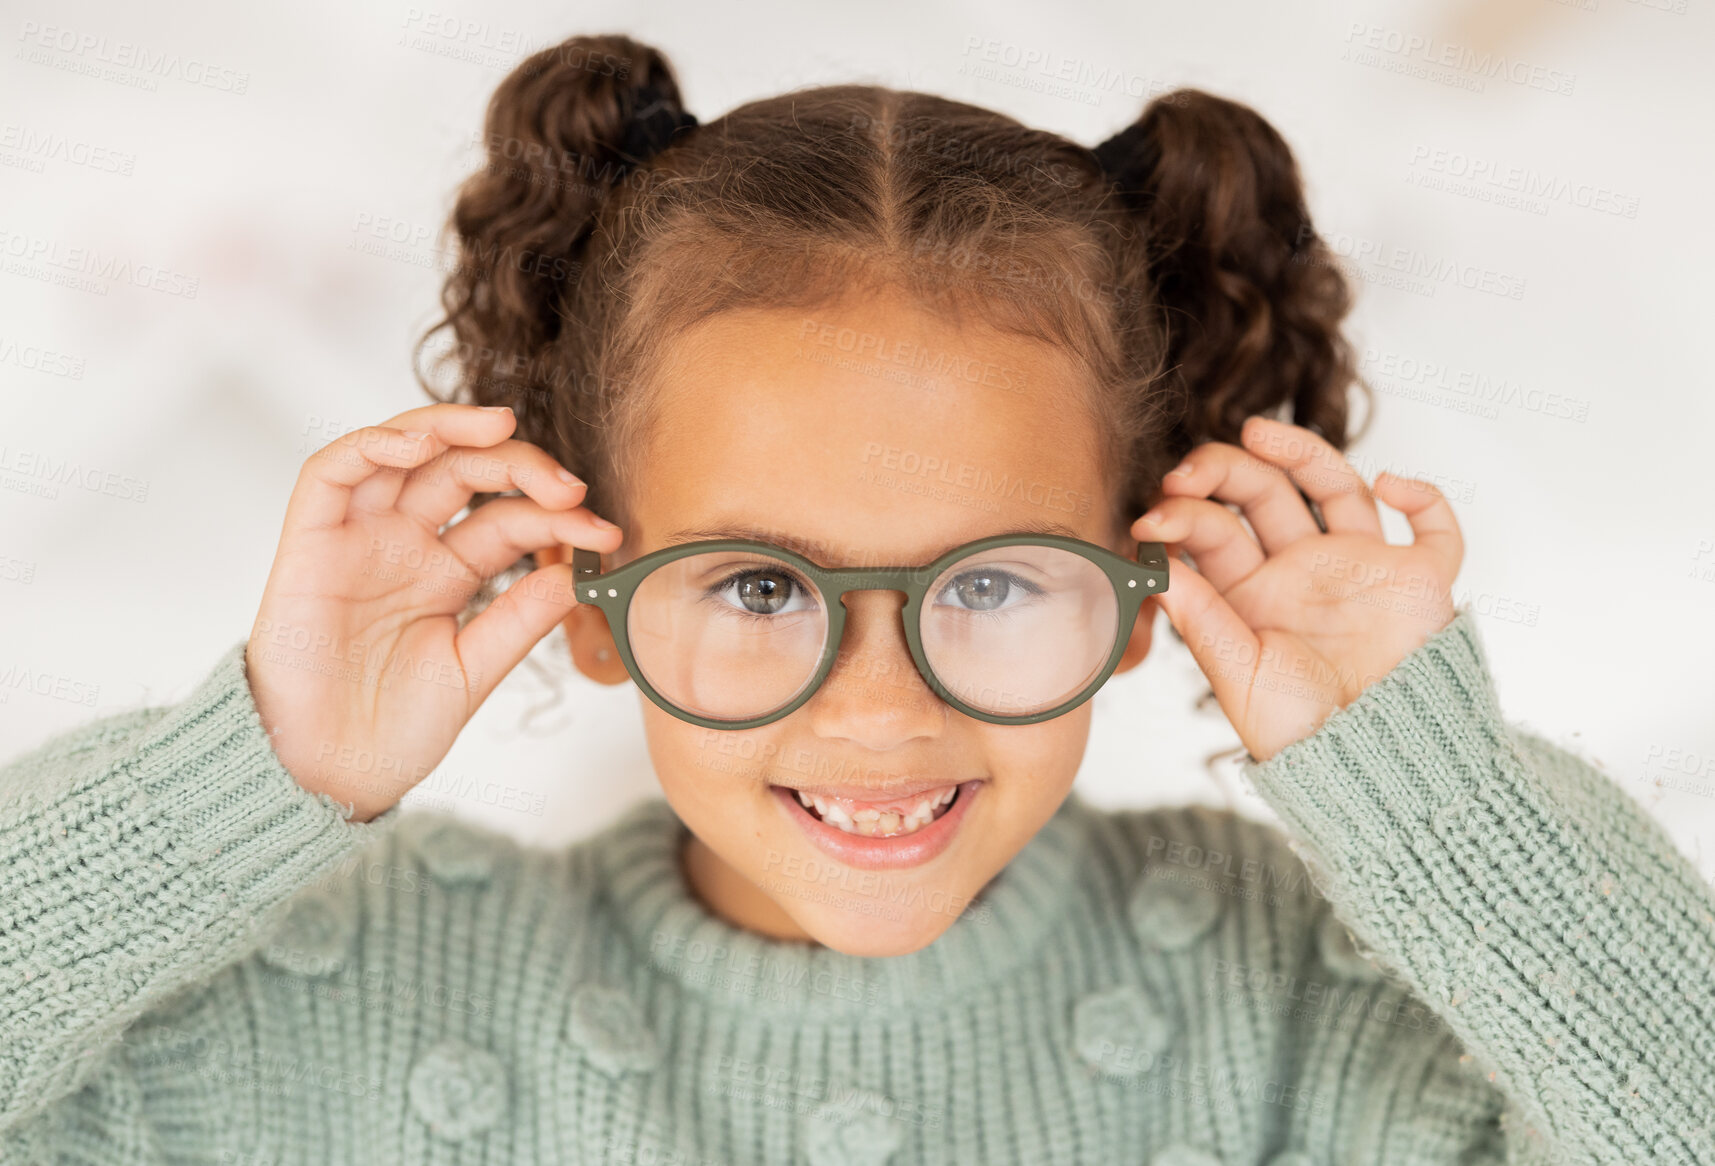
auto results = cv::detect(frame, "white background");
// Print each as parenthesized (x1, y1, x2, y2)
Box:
(3, 0, 1712, 874)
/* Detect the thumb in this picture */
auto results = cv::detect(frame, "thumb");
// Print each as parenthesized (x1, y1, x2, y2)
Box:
(1156, 557, 1262, 715)
(453, 562, 582, 708)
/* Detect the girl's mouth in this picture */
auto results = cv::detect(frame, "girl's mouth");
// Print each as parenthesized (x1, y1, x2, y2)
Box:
(769, 779, 984, 871)
(790, 784, 961, 837)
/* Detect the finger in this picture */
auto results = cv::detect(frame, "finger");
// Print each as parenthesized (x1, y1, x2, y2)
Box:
(1153, 556, 1262, 717)
(287, 405, 516, 530)
(1159, 440, 1321, 554)
(1238, 417, 1384, 539)
(349, 402, 531, 510)
(439, 496, 624, 581)
(381, 402, 521, 447)
(347, 404, 527, 513)
(348, 466, 409, 516)
(1132, 496, 1265, 594)
(287, 426, 446, 530)
(1375, 472, 1464, 579)
(454, 563, 588, 708)
(392, 440, 587, 527)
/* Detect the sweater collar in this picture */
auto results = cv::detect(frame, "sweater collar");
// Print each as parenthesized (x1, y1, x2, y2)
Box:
(592, 790, 1095, 1015)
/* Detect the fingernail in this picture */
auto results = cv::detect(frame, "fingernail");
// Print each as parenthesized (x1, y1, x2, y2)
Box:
(1169, 460, 1193, 477)
(590, 515, 620, 530)
(557, 468, 583, 486)
(1138, 508, 1164, 526)
(401, 429, 431, 443)
(481, 405, 513, 414)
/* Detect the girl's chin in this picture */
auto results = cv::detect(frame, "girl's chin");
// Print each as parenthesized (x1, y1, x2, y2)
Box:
(786, 907, 957, 959)
(754, 847, 979, 958)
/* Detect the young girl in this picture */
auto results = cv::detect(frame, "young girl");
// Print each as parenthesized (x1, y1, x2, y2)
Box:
(3, 32, 1710, 1166)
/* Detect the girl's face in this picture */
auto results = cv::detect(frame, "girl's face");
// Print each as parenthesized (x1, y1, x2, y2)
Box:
(557, 287, 1158, 957)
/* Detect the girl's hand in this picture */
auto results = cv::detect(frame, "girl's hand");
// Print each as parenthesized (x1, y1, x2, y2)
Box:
(1133, 415, 1464, 763)
(246, 403, 624, 821)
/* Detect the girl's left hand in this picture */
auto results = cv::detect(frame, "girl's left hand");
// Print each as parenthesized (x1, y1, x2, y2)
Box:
(1133, 415, 1464, 763)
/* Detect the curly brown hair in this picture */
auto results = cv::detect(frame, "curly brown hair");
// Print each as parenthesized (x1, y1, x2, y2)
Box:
(416, 32, 1368, 569)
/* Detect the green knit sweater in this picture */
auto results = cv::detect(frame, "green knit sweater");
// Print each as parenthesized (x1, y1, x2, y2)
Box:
(2, 608, 1712, 1165)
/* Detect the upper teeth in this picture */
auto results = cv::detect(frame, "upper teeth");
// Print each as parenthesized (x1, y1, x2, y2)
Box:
(795, 786, 957, 837)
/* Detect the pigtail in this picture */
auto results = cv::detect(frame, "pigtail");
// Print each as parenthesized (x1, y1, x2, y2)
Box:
(1093, 89, 1369, 457)
(415, 34, 696, 465)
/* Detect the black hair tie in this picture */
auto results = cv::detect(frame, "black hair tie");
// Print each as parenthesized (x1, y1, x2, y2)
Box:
(618, 91, 699, 167)
(1090, 122, 1160, 215)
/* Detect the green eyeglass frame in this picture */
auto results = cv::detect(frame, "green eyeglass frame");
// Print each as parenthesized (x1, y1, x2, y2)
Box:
(569, 534, 1170, 729)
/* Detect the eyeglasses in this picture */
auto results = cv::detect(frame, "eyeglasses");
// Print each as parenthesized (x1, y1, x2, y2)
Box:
(570, 534, 1169, 729)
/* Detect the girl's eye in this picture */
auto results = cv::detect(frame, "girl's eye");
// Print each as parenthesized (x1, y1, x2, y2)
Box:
(710, 568, 814, 616)
(935, 569, 1041, 613)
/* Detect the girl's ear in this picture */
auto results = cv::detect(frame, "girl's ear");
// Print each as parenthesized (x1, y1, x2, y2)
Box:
(535, 545, 631, 685)
(1111, 596, 1159, 676)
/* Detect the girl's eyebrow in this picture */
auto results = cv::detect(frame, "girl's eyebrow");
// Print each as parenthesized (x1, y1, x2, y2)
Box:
(661, 519, 1087, 566)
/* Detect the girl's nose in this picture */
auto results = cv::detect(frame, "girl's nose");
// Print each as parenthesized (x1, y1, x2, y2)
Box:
(803, 589, 945, 749)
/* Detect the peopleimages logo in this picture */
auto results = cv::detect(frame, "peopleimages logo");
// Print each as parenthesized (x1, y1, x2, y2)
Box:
(1340, 23, 1577, 95)
(1407, 145, 1640, 219)
(1359, 347, 1592, 423)
(0, 445, 149, 503)
(858, 442, 1092, 516)
(956, 36, 1189, 106)
(15, 21, 250, 94)
(0, 230, 199, 299)
(797, 317, 1031, 393)
(0, 123, 136, 175)
(1295, 225, 1527, 302)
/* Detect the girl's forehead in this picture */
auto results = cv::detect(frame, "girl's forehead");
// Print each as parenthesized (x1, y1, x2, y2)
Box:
(624, 298, 1115, 560)
(646, 305, 1099, 459)
(628, 422, 1114, 568)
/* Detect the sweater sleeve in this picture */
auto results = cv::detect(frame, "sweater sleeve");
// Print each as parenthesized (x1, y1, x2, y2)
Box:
(0, 638, 403, 1137)
(1238, 606, 1715, 1165)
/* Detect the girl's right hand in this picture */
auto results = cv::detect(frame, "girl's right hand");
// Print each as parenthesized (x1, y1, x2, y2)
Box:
(245, 403, 623, 821)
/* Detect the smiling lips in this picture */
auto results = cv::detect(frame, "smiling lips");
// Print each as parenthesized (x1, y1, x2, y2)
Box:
(788, 784, 960, 837)
(770, 779, 982, 871)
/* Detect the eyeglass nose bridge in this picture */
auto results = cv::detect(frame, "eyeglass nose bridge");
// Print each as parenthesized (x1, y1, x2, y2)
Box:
(816, 564, 947, 600)
(810, 569, 942, 671)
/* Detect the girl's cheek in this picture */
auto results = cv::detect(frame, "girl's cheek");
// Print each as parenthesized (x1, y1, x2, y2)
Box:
(977, 714, 1093, 789)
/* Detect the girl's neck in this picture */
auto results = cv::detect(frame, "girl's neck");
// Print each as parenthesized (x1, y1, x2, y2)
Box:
(679, 832, 821, 945)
